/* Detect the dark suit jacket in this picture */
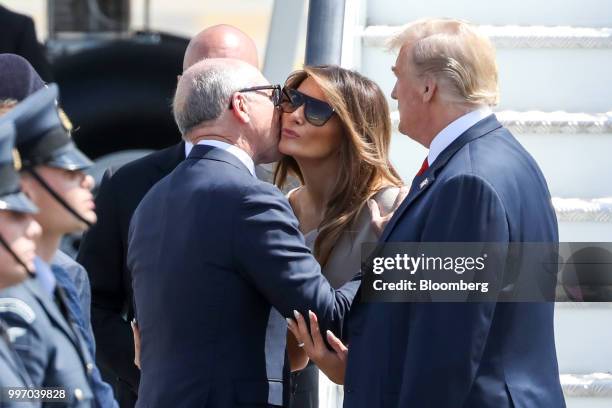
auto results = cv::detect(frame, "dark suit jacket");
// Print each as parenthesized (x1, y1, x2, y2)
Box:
(0, 5, 53, 82)
(127, 145, 359, 407)
(343, 115, 566, 408)
(78, 141, 316, 408)
(77, 142, 185, 394)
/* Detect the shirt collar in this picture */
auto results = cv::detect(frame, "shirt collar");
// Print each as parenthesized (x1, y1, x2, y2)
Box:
(34, 256, 56, 295)
(184, 141, 193, 157)
(195, 140, 256, 177)
(428, 106, 493, 166)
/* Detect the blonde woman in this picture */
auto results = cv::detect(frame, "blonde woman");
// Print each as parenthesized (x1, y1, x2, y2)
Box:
(276, 65, 406, 407)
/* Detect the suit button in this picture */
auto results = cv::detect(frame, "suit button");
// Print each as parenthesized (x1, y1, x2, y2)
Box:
(74, 388, 84, 401)
(346, 388, 353, 394)
(86, 362, 94, 375)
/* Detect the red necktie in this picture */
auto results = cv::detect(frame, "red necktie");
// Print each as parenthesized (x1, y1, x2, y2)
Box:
(416, 157, 429, 177)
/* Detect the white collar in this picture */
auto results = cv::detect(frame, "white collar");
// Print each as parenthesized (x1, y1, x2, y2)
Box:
(428, 107, 493, 166)
(195, 140, 256, 177)
(184, 141, 193, 157)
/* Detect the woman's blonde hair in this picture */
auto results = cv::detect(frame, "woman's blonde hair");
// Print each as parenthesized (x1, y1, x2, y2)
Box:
(389, 18, 499, 107)
(274, 65, 402, 266)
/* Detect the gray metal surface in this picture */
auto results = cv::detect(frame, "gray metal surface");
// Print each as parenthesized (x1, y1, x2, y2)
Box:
(305, 0, 346, 65)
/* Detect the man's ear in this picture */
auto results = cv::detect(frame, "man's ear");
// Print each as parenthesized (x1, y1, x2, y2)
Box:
(422, 76, 436, 103)
(229, 92, 251, 124)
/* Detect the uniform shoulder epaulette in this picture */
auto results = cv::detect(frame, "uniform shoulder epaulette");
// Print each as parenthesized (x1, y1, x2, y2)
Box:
(0, 297, 36, 324)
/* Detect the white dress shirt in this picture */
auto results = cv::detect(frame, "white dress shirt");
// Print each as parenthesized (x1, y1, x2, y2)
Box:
(193, 139, 256, 177)
(427, 107, 493, 166)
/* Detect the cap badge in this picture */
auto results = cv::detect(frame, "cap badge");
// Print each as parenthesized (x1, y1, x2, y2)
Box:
(12, 148, 22, 171)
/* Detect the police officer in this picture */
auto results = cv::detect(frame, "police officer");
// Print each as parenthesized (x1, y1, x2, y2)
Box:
(0, 52, 95, 342)
(0, 52, 45, 102)
(0, 120, 41, 408)
(0, 86, 105, 407)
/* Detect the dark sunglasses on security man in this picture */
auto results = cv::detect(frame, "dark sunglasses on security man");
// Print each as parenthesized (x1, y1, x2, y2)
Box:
(228, 85, 282, 109)
(279, 87, 336, 127)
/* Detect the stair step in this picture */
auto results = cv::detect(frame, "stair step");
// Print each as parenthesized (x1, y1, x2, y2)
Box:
(389, 111, 612, 198)
(564, 398, 612, 408)
(555, 303, 612, 374)
(391, 111, 612, 135)
(358, 28, 612, 112)
(562, 373, 612, 408)
(495, 111, 612, 134)
(361, 25, 612, 49)
(482, 25, 612, 49)
(554, 198, 612, 223)
(555, 198, 612, 241)
(561, 373, 612, 398)
(365, 0, 612, 27)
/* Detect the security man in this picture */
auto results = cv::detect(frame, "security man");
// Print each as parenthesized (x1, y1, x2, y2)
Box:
(0, 52, 95, 340)
(0, 86, 102, 407)
(0, 120, 40, 408)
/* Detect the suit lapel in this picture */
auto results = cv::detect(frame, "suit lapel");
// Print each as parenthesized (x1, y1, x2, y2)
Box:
(379, 173, 435, 242)
(379, 114, 503, 242)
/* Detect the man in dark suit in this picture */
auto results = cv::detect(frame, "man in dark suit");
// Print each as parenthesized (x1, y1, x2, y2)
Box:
(128, 58, 358, 407)
(0, 5, 53, 82)
(342, 19, 566, 407)
(76, 25, 266, 407)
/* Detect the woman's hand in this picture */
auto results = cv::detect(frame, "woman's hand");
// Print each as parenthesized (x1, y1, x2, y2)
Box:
(131, 319, 141, 370)
(368, 186, 409, 237)
(287, 310, 348, 384)
(287, 331, 309, 372)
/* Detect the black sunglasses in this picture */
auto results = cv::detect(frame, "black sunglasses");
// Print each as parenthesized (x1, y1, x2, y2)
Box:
(279, 88, 336, 127)
(228, 85, 282, 109)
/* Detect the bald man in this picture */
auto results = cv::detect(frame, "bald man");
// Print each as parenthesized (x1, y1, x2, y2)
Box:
(182, 24, 258, 70)
(77, 25, 262, 408)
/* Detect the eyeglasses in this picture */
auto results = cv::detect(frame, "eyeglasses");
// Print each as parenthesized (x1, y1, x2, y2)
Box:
(228, 85, 282, 109)
(279, 87, 336, 127)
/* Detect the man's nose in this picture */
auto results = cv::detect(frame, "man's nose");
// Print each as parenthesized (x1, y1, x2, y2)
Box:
(82, 174, 95, 191)
(391, 83, 398, 100)
(26, 218, 43, 240)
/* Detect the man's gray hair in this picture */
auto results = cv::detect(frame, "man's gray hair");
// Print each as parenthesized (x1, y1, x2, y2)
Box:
(173, 61, 254, 136)
(389, 19, 499, 107)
